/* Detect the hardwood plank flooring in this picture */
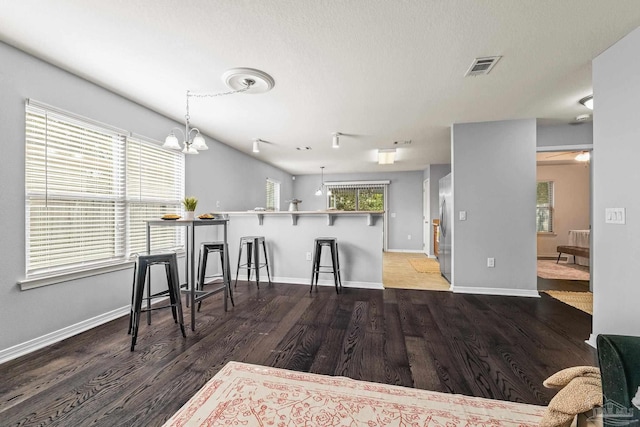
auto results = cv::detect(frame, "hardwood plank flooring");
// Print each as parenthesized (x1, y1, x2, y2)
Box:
(0, 282, 596, 427)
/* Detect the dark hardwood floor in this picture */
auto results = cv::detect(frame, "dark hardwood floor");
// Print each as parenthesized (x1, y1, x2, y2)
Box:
(0, 282, 595, 426)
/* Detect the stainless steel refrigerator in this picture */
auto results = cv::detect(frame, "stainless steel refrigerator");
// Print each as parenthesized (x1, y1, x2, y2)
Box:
(438, 173, 452, 283)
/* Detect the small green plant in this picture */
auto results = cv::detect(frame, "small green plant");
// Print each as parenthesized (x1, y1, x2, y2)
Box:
(182, 196, 198, 211)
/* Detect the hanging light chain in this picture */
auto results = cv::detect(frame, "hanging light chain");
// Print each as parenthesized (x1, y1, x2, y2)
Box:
(185, 79, 255, 123)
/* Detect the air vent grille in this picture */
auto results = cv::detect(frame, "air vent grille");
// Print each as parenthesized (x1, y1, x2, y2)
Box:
(465, 56, 501, 77)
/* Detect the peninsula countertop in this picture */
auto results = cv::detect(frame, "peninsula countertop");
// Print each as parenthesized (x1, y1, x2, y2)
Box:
(219, 210, 384, 226)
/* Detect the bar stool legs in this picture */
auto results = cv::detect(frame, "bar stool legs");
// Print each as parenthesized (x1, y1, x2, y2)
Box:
(234, 236, 272, 288)
(128, 252, 186, 351)
(310, 238, 342, 294)
(196, 242, 235, 311)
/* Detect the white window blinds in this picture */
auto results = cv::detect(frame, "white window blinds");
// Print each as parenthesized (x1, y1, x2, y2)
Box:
(266, 178, 280, 211)
(25, 105, 126, 276)
(25, 101, 185, 278)
(126, 136, 184, 255)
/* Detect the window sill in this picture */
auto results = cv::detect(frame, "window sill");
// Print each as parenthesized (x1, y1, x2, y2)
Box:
(18, 261, 135, 291)
(537, 232, 557, 237)
(18, 252, 185, 291)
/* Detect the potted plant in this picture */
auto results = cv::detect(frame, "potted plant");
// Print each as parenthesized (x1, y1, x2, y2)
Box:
(182, 196, 198, 220)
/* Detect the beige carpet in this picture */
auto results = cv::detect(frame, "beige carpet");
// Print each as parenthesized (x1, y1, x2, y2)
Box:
(543, 290, 593, 315)
(537, 260, 590, 281)
(164, 361, 545, 426)
(408, 257, 441, 273)
(383, 252, 450, 291)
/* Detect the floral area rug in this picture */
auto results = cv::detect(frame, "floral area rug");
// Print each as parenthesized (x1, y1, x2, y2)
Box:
(163, 361, 545, 426)
(537, 260, 590, 281)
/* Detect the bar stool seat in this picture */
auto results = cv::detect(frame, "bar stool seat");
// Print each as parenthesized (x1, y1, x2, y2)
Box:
(235, 236, 272, 288)
(197, 242, 234, 311)
(310, 237, 342, 294)
(128, 252, 186, 351)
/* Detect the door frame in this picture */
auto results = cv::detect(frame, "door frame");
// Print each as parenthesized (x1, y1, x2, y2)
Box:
(423, 178, 430, 256)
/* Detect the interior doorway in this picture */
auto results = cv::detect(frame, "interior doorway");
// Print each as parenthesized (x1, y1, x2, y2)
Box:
(535, 148, 592, 314)
(423, 178, 430, 256)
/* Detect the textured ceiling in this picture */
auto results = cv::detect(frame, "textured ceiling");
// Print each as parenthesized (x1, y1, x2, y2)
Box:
(1, 1, 639, 175)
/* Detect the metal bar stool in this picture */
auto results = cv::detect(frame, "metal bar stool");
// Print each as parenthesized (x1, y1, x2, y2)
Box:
(234, 236, 272, 288)
(128, 252, 186, 351)
(310, 237, 342, 294)
(197, 242, 234, 311)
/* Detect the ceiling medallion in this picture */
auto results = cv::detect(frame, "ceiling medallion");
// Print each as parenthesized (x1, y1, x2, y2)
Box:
(222, 68, 275, 94)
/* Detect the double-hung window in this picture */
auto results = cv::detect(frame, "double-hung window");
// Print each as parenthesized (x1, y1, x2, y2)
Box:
(265, 178, 280, 211)
(24, 101, 184, 281)
(536, 181, 554, 233)
(126, 136, 185, 254)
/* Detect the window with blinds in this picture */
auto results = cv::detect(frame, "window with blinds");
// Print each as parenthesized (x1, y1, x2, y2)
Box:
(126, 137, 184, 254)
(266, 178, 280, 211)
(326, 183, 385, 211)
(536, 181, 554, 232)
(25, 102, 184, 278)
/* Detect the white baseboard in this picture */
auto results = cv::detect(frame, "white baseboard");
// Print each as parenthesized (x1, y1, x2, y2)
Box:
(237, 275, 384, 290)
(586, 334, 598, 348)
(386, 249, 424, 254)
(0, 305, 130, 365)
(451, 286, 540, 298)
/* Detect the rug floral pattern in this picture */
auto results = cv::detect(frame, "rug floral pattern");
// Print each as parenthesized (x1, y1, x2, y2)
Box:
(164, 361, 545, 426)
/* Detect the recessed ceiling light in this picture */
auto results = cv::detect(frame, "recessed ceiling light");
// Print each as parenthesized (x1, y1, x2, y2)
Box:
(296, 146, 311, 151)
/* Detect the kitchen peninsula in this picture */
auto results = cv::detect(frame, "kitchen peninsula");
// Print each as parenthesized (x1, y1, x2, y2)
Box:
(219, 211, 384, 289)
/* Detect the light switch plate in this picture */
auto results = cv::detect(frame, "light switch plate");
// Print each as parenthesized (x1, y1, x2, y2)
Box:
(605, 208, 626, 224)
(459, 211, 467, 221)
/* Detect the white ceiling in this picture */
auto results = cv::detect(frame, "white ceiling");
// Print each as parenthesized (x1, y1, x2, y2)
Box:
(1, 1, 639, 175)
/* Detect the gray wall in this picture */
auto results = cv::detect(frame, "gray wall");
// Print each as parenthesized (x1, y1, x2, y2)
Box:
(451, 119, 538, 296)
(292, 171, 424, 251)
(0, 41, 291, 355)
(591, 26, 640, 340)
(188, 142, 292, 213)
(537, 122, 593, 147)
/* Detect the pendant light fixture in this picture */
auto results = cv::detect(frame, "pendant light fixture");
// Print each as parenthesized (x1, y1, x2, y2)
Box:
(164, 68, 275, 154)
(315, 166, 332, 196)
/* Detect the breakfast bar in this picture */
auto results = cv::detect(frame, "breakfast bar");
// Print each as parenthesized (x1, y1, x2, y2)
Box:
(222, 211, 385, 289)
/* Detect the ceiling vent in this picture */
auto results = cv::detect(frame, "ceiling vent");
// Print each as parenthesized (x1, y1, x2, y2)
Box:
(465, 56, 501, 77)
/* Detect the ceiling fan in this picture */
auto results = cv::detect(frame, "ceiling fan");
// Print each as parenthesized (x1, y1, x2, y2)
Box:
(540, 150, 590, 162)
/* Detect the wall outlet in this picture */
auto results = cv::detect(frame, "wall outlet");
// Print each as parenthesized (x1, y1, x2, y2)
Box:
(306, 252, 312, 261)
(407, 234, 412, 240)
(459, 211, 467, 221)
(216, 200, 221, 208)
(487, 257, 495, 268)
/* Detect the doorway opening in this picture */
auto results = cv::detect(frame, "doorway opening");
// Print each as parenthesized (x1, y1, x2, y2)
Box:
(536, 149, 592, 314)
